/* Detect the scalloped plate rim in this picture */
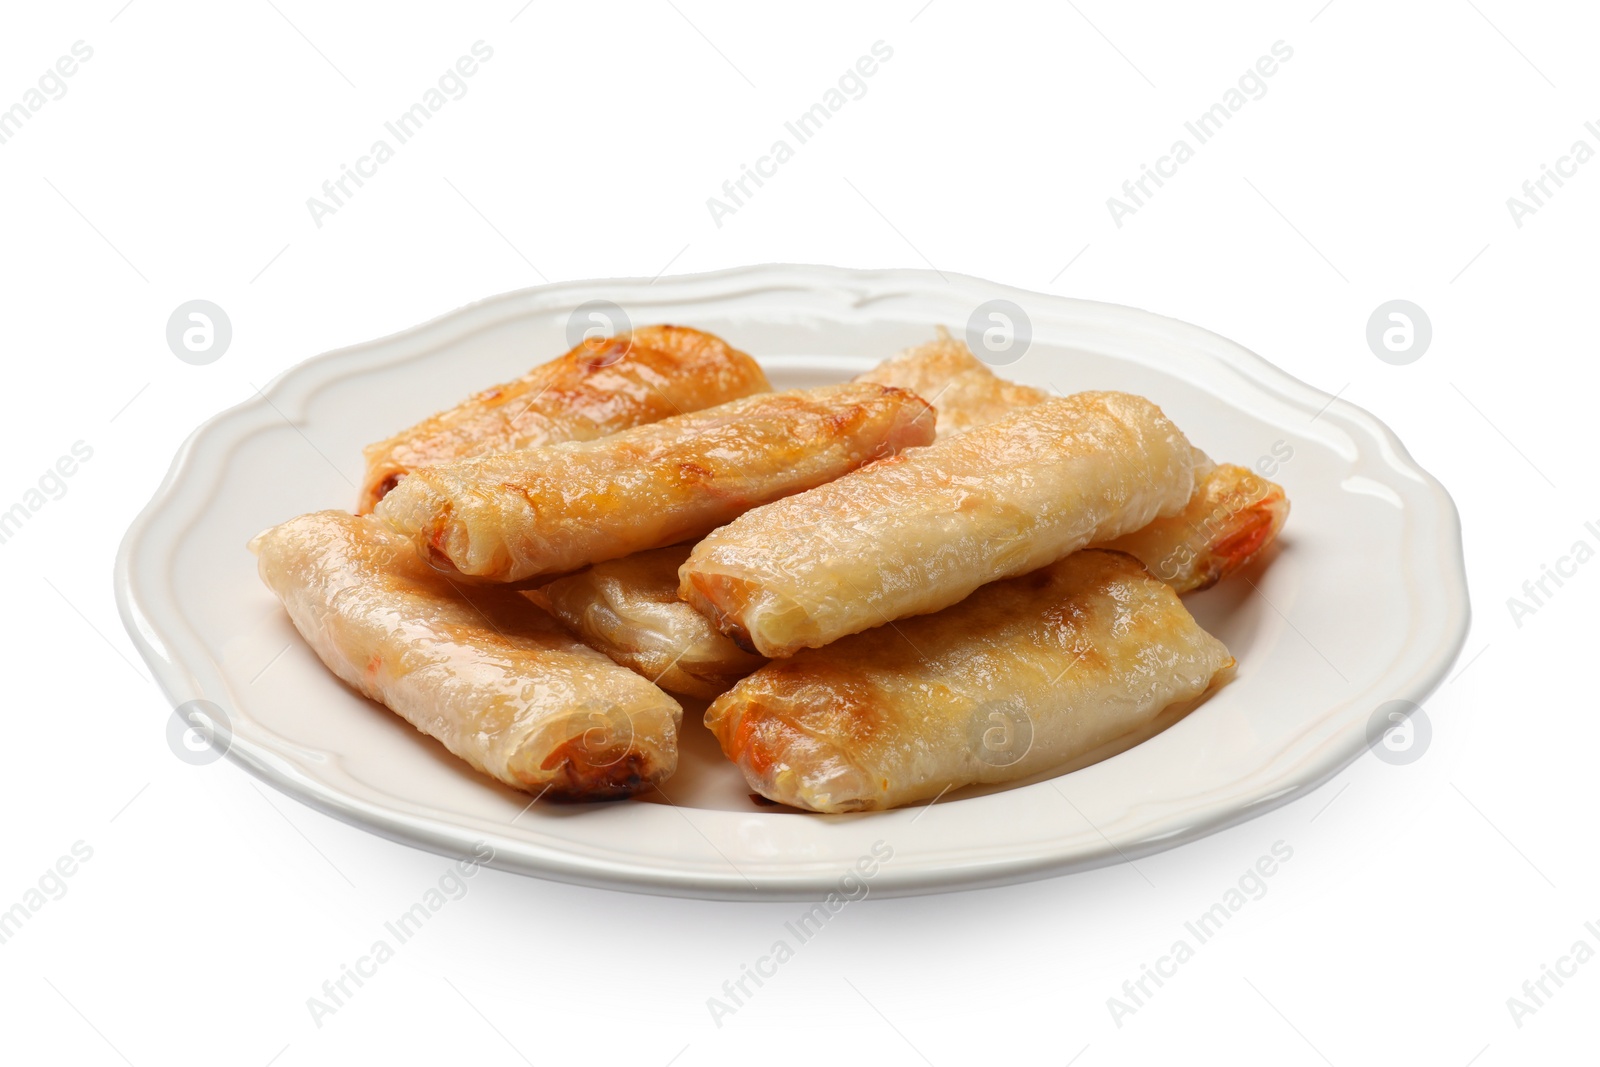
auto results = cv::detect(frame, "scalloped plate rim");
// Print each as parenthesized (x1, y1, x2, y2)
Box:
(113, 263, 1470, 900)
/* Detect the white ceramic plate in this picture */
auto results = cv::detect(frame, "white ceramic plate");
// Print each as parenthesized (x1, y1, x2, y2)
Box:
(115, 265, 1469, 900)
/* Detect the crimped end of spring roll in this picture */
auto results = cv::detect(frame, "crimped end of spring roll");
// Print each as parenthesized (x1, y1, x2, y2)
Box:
(714, 694, 883, 813)
(1097, 463, 1289, 593)
(520, 698, 680, 801)
(676, 568, 815, 658)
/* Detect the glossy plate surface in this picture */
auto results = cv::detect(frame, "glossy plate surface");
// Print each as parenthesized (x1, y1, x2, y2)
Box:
(114, 265, 1469, 900)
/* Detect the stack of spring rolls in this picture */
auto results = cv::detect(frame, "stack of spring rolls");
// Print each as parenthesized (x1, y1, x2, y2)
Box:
(253, 324, 1288, 812)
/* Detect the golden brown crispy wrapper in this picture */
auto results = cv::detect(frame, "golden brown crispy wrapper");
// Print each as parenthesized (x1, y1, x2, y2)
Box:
(858, 334, 1289, 592)
(535, 462, 1281, 705)
(681, 391, 1210, 657)
(706, 550, 1232, 812)
(375, 383, 935, 584)
(854, 326, 1048, 438)
(252, 511, 683, 800)
(357, 324, 769, 513)
(531, 545, 766, 701)
(1096, 463, 1289, 592)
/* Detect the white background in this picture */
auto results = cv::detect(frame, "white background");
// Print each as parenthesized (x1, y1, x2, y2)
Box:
(1, 1, 1594, 1063)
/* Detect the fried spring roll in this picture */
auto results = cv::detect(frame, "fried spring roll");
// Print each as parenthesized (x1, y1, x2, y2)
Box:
(848, 366, 1289, 594)
(357, 324, 770, 513)
(706, 550, 1233, 812)
(853, 326, 1048, 439)
(1096, 463, 1290, 593)
(856, 335, 1290, 592)
(681, 391, 1210, 657)
(251, 511, 683, 800)
(376, 383, 936, 584)
(531, 545, 766, 700)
